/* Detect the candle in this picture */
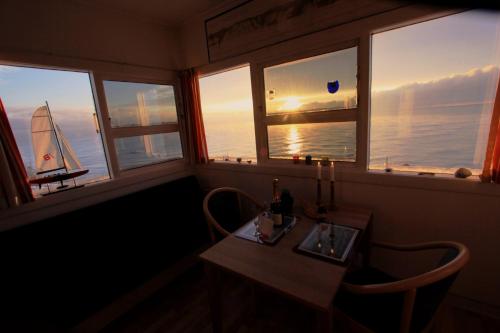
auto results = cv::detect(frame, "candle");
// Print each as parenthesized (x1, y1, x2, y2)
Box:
(330, 161, 335, 181)
(317, 162, 321, 180)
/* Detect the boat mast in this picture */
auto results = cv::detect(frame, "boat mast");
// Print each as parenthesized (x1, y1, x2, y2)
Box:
(45, 101, 68, 174)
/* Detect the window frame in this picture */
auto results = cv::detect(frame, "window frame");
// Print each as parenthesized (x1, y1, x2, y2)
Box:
(253, 38, 365, 167)
(0, 61, 114, 186)
(0, 59, 191, 227)
(92, 72, 188, 177)
(195, 8, 469, 175)
(367, 9, 500, 175)
(198, 63, 258, 163)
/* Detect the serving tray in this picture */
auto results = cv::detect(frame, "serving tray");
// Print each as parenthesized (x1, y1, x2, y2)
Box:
(234, 215, 297, 244)
(296, 223, 359, 263)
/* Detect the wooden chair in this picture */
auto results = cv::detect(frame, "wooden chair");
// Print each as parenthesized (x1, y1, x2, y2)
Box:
(334, 241, 469, 333)
(203, 187, 265, 243)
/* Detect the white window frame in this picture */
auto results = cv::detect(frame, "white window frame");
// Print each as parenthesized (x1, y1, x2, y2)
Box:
(92, 72, 188, 177)
(196, 7, 468, 173)
(0, 61, 115, 182)
(198, 63, 257, 163)
(253, 38, 363, 167)
(0, 59, 192, 228)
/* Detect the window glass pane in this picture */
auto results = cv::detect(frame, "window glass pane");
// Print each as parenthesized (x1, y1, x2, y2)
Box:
(264, 47, 357, 115)
(0, 65, 109, 197)
(370, 10, 500, 174)
(103, 81, 178, 128)
(268, 122, 356, 161)
(199, 66, 257, 162)
(115, 132, 183, 170)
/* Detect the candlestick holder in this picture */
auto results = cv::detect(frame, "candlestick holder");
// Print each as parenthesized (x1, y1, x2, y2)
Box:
(329, 180, 336, 211)
(315, 179, 327, 216)
(316, 179, 322, 207)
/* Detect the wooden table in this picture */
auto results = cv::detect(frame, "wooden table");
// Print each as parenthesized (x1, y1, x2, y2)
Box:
(200, 206, 372, 333)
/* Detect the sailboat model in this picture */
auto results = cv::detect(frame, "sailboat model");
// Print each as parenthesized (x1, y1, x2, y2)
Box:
(29, 102, 89, 190)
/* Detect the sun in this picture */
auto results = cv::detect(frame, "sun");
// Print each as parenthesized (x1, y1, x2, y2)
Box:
(278, 96, 302, 111)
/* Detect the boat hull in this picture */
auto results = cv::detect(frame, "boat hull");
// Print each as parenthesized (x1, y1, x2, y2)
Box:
(29, 169, 89, 185)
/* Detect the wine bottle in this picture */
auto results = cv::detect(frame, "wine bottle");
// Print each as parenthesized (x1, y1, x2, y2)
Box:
(271, 178, 282, 226)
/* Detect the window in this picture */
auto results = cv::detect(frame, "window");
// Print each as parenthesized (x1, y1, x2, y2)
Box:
(0, 65, 109, 197)
(263, 46, 358, 161)
(370, 10, 500, 174)
(199, 66, 257, 162)
(102, 81, 183, 170)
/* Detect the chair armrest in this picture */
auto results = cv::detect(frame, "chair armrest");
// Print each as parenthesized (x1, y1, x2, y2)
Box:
(371, 240, 466, 252)
(342, 241, 469, 294)
(342, 279, 414, 294)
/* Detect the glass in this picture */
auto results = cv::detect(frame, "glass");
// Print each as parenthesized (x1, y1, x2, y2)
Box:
(267, 122, 356, 161)
(264, 47, 358, 115)
(297, 223, 359, 263)
(0, 65, 109, 197)
(114, 132, 183, 170)
(199, 66, 257, 162)
(370, 10, 500, 174)
(103, 81, 178, 128)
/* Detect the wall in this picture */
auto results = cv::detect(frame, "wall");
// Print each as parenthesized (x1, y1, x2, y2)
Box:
(0, 0, 192, 228)
(0, 0, 182, 70)
(197, 165, 500, 308)
(183, 1, 500, 310)
(180, 0, 245, 68)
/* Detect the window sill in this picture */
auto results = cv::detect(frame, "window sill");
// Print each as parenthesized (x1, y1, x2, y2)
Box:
(196, 162, 500, 198)
(0, 159, 193, 232)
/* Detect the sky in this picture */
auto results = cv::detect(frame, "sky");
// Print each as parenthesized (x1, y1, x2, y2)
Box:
(0, 65, 95, 112)
(199, 9, 500, 114)
(1, 10, 499, 128)
(1, 9, 499, 175)
(199, 66, 254, 114)
(372, 9, 500, 91)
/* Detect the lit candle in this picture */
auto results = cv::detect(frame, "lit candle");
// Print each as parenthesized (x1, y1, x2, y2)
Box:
(317, 162, 321, 180)
(330, 161, 335, 181)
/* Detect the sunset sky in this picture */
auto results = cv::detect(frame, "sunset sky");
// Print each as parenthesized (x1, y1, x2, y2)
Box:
(372, 9, 500, 91)
(0, 10, 499, 122)
(0, 9, 498, 173)
(0, 65, 95, 114)
(199, 9, 500, 114)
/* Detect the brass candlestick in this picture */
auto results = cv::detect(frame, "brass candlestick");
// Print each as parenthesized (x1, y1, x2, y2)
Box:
(329, 180, 336, 211)
(316, 179, 322, 207)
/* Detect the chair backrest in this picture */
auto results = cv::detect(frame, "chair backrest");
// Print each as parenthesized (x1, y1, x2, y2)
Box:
(410, 244, 467, 333)
(203, 187, 264, 243)
(342, 241, 469, 333)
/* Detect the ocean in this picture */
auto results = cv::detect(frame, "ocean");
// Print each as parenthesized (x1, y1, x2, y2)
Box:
(11, 102, 490, 196)
(204, 103, 490, 175)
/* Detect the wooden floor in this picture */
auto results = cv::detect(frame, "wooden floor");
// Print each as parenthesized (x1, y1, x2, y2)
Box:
(101, 263, 500, 333)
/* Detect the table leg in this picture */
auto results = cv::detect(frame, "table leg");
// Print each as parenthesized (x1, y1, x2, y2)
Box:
(316, 304, 334, 333)
(362, 216, 373, 267)
(205, 262, 223, 333)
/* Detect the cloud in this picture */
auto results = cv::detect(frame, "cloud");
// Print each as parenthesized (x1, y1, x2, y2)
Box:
(0, 65, 18, 73)
(0, 65, 19, 85)
(372, 65, 500, 116)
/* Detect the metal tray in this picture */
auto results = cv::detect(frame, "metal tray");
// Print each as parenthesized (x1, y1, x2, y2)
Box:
(296, 223, 359, 263)
(234, 215, 297, 244)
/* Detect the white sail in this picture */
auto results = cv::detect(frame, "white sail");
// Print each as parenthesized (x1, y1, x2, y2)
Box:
(31, 106, 65, 173)
(55, 124, 82, 171)
(137, 92, 154, 157)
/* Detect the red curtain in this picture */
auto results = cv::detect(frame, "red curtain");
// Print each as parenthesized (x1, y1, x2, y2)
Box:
(482, 77, 500, 184)
(0, 98, 34, 207)
(492, 124, 500, 183)
(180, 69, 209, 164)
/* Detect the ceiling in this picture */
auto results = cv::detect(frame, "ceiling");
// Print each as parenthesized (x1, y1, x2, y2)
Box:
(73, 0, 230, 27)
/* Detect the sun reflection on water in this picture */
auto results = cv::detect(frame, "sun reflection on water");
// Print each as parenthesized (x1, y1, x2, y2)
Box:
(287, 125, 302, 155)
